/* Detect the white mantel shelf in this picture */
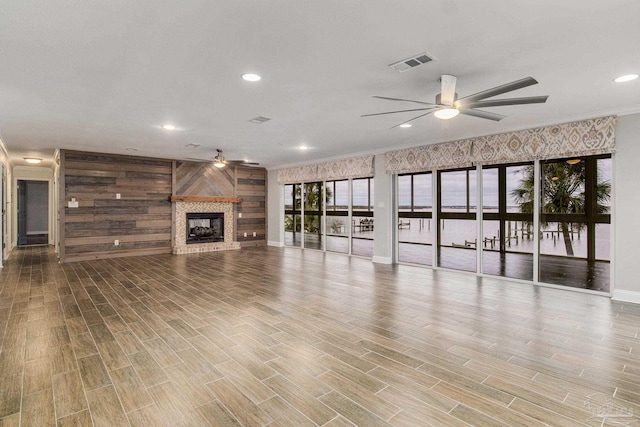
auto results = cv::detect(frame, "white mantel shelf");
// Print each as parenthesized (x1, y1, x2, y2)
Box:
(170, 196, 242, 203)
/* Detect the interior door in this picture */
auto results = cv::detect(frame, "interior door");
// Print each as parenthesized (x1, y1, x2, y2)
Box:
(17, 179, 27, 246)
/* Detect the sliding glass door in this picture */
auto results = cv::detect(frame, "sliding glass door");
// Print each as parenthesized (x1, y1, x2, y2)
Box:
(437, 168, 477, 272)
(351, 178, 374, 257)
(482, 163, 534, 280)
(325, 180, 349, 253)
(397, 172, 433, 265)
(284, 184, 302, 247)
(538, 156, 611, 291)
(283, 177, 374, 257)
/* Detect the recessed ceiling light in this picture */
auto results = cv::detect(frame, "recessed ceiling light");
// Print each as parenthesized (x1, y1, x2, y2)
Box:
(434, 108, 460, 120)
(614, 74, 638, 83)
(161, 124, 176, 130)
(242, 73, 261, 82)
(298, 145, 308, 151)
(399, 123, 412, 128)
(24, 157, 42, 164)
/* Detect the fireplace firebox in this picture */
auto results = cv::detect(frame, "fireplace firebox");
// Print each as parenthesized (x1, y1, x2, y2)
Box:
(186, 212, 224, 244)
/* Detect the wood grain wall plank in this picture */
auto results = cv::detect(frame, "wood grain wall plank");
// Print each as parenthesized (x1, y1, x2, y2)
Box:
(234, 167, 267, 246)
(60, 150, 172, 262)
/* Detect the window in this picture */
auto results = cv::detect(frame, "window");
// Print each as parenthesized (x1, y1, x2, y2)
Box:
(397, 173, 433, 265)
(303, 182, 323, 250)
(325, 180, 349, 253)
(283, 177, 373, 257)
(352, 178, 374, 257)
(284, 184, 302, 247)
(538, 156, 611, 291)
(437, 168, 477, 272)
(482, 163, 534, 280)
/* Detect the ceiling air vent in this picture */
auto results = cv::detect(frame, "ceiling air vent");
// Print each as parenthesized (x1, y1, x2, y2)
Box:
(248, 116, 271, 124)
(389, 52, 435, 72)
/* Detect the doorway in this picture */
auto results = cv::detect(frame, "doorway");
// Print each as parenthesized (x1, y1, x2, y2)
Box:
(17, 179, 49, 246)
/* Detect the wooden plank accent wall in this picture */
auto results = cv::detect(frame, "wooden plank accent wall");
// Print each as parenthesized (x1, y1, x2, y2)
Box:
(235, 167, 267, 247)
(174, 160, 267, 248)
(174, 161, 235, 196)
(60, 150, 173, 262)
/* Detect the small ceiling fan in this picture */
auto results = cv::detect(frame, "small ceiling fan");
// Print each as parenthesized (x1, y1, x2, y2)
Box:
(212, 149, 259, 168)
(362, 75, 548, 128)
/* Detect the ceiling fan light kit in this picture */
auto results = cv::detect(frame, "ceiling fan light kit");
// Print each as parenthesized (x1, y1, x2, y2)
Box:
(434, 108, 459, 120)
(363, 74, 548, 128)
(210, 149, 260, 168)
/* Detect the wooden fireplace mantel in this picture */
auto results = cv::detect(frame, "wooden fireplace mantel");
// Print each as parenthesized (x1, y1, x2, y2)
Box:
(170, 196, 242, 203)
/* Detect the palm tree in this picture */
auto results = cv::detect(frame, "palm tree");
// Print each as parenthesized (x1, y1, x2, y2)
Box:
(511, 161, 610, 256)
(284, 183, 333, 234)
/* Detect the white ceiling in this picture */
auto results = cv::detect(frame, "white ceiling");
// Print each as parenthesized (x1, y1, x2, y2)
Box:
(1, 0, 639, 169)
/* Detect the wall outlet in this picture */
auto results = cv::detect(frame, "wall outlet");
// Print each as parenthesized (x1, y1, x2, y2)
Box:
(243, 233, 247, 237)
(114, 240, 120, 246)
(253, 232, 256, 237)
(238, 212, 242, 218)
(116, 193, 121, 199)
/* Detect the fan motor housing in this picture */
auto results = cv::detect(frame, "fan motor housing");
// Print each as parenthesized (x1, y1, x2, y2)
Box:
(435, 93, 458, 106)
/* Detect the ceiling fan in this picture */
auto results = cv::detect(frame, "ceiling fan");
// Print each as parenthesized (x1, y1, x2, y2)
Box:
(212, 149, 259, 168)
(362, 75, 548, 128)
(185, 149, 259, 167)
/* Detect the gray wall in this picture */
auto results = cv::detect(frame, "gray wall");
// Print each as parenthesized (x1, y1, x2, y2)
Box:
(267, 169, 283, 246)
(613, 113, 640, 302)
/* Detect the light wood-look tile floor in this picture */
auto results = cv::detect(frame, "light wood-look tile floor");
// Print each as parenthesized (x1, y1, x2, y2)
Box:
(1, 246, 640, 426)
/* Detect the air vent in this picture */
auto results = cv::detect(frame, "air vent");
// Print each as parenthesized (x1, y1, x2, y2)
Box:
(389, 52, 435, 72)
(248, 116, 271, 124)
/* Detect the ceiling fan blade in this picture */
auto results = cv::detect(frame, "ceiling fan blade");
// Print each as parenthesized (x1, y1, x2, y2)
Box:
(457, 77, 539, 104)
(184, 158, 211, 163)
(361, 108, 432, 117)
(390, 110, 436, 128)
(457, 95, 548, 109)
(372, 96, 436, 106)
(440, 74, 457, 106)
(227, 160, 260, 166)
(459, 108, 505, 121)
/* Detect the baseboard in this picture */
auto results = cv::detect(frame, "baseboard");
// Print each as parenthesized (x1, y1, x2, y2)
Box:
(612, 289, 640, 305)
(372, 256, 392, 264)
(268, 241, 285, 247)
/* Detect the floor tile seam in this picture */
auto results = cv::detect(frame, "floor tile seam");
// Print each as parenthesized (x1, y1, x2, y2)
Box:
(507, 395, 594, 426)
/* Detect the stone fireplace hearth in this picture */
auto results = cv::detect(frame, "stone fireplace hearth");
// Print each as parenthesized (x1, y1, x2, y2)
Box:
(172, 198, 241, 254)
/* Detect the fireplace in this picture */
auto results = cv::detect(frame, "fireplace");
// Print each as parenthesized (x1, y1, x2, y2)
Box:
(172, 199, 240, 254)
(186, 212, 224, 244)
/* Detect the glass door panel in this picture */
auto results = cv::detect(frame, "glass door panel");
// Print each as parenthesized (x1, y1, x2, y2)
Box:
(482, 164, 534, 281)
(352, 178, 374, 257)
(326, 180, 349, 253)
(397, 173, 433, 265)
(303, 182, 323, 250)
(284, 184, 301, 247)
(438, 169, 476, 272)
(539, 156, 610, 292)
